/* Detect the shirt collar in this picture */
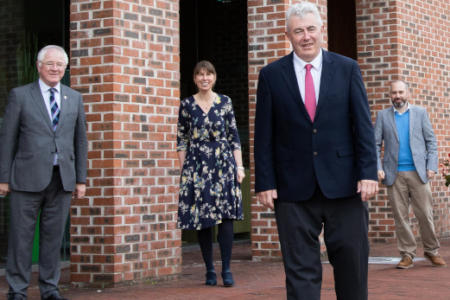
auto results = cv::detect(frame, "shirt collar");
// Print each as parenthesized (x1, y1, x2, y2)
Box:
(39, 79, 61, 94)
(393, 102, 409, 115)
(293, 49, 323, 71)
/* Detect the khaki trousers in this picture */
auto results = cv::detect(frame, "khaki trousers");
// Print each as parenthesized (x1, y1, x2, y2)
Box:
(387, 171, 440, 258)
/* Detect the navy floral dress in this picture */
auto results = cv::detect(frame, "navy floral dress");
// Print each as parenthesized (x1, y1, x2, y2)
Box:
(177, 93, 243, 230)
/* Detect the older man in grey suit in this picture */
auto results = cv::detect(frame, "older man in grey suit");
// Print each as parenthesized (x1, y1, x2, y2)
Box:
(375, 80, 446, 269)
(0, 45, 88, 300)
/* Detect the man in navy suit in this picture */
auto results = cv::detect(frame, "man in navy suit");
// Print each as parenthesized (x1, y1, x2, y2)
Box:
(254, 2, 378, 299)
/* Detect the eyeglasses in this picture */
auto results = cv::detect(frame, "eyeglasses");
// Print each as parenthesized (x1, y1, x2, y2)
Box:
(41, 61, 67, 69)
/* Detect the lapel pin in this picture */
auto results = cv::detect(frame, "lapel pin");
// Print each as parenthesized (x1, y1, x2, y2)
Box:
(64, 95, 67, 100)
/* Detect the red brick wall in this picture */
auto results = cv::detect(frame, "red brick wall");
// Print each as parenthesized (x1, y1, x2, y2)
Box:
(357, 0, 398, 243)
(357, 0, 450, 242)
(70, 0, 181, 285)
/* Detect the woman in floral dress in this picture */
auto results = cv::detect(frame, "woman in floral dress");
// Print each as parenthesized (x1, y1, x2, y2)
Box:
(177, 60, 245, 287)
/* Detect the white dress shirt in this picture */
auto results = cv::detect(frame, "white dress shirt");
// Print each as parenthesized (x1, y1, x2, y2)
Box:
(293, 49, 323, 105)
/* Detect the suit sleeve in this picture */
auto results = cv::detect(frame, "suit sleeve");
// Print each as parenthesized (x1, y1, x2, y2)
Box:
(421, 109, 438, 172)
(349, 61, 378, 181)
(74, 93, 88, 184)
(374, 112, 384, 171)
(0, 89, 21, 183)
(254, 69, 276, 192)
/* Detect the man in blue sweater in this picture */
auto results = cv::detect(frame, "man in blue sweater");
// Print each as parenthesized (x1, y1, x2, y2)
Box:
(375, 80, 446, 269)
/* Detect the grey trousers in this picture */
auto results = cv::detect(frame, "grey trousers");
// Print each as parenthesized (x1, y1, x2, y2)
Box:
(6, 168, 72, 298)
(387, 171, 440, 259)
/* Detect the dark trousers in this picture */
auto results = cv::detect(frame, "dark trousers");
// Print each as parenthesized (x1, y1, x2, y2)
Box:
(6, 167, 72, 298)
(275, 188, 369, 300)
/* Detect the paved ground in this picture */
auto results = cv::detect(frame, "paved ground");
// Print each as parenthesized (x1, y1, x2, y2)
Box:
(1, 239, 449, 299)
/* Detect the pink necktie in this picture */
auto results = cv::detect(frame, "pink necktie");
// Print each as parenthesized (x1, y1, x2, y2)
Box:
(305, 64, 316, 122)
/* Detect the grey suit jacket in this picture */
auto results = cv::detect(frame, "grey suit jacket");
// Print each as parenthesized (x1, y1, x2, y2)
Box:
(0, 81, 87, 192)
(374, 104, 437, 186)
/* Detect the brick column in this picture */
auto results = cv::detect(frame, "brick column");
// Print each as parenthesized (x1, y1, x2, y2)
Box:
(248, 0, 327, 260)
(70, 0, 181, 285)
(356, 0, 450, 242)
(356, 0, 397, 243)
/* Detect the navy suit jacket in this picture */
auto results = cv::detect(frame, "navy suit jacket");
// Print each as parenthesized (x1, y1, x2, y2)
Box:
(254, 50, 377, 201)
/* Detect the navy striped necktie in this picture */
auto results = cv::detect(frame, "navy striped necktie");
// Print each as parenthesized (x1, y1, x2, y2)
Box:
(49, 87, 60, 131)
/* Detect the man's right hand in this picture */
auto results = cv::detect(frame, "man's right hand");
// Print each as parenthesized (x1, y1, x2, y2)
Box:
(256, 189, 278, 210)
(0, 183, 10, 196)
(377, 170, 385, 181)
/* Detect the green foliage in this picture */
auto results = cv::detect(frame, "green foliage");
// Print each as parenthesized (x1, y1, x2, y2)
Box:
(16, 32, 39, 85)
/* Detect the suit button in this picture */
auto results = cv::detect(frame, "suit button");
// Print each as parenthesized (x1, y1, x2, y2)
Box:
(313, 129, 317, 134)
(313, 152, 318, 156)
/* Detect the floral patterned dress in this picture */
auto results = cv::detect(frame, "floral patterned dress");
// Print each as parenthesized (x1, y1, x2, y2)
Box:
(177, 93, 243, 230)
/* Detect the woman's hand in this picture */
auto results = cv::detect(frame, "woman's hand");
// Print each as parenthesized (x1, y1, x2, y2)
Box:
(237, 168, 245, 183)
(177, 151, 186, 171)
(232, 150, 244, 183)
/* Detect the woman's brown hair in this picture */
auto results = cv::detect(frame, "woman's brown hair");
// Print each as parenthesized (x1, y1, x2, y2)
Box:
(193, 60, 216, 77)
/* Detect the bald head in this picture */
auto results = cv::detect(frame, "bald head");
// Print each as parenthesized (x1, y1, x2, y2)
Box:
(390, 80, 409, 112)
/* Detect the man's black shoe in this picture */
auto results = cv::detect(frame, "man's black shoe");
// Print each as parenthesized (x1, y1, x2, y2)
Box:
(41, 292, 68, 300)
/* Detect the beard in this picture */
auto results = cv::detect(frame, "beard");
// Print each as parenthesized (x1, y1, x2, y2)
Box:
(392, 98, 407, 109)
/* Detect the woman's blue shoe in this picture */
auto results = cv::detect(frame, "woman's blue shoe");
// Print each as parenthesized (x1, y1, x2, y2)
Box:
(221, 271, 234, 287)
(205, 271, 217, 286)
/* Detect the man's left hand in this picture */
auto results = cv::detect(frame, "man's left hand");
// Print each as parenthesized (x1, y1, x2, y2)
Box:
(357, 179, 379, 202)
(427, 170, 435, 179)
(73, 184, 86, 199)
(0, 183, 10, 197)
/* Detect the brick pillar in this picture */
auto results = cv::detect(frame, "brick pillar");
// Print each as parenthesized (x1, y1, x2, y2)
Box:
(248, 0, 327, 261)
(70, 0, 181, 285)
(356, 0, 397, 243)
(356, 0, 450, 242)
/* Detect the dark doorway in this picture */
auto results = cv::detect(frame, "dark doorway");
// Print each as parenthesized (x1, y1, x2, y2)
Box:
(327, 0, 357, 59)
(24, 0, 70, 50)
(179, 0, 250, 243)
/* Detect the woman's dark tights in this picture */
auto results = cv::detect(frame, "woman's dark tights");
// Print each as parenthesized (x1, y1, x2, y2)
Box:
(197, 219, 234, 273)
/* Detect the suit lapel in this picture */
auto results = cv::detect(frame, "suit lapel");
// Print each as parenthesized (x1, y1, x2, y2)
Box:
(408, 105, 415, 140)
(57, 84, 69, 132)
(315, 50, 335, 121)
(280, 52, 310, 120)
(387, 107, 399, 142)
(30, 81, 54, 132)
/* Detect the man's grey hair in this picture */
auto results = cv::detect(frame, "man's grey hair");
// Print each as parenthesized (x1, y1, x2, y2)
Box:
(286, 2, 323, 31)
(37, 45, 69, 65)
